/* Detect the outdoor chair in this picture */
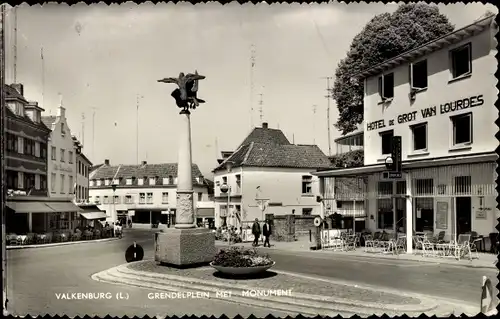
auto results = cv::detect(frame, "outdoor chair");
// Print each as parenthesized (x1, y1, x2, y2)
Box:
(363, 234, 375, 252)
(26, 233, 35, 245)
(431, 231, 446, 244)
(469, 231, 483, 255)
(454, 234, 472, 261)
(488, 233, 498, 254)
(422, 239, 436, 257)
(72, 232, 82, 241)
(94, 230, 101, 239)
(343, 235, 356, 251)
(6, 234, 18, 245)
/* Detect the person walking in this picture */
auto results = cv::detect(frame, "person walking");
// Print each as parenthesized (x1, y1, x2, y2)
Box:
(263, 220, 272, 247)
(252, 218, 261, 247)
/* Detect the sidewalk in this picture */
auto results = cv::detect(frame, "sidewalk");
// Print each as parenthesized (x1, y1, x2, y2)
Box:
(216, 240, 498, 269)
(92, 260, 478, 317)
(7, 237, 119, 250)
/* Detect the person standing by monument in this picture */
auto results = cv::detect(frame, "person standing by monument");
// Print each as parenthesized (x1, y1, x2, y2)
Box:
(252, 218, 261, 247)
(263, 219, 272, 247)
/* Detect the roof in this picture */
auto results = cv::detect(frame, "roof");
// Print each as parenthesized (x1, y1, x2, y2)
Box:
(237, 127, 291, 148)
(77, 152, 93, 166)
(353, 14, 496, 80)
(6, 102, 51, 133)
(90, 163, 205, 187)
(41, 116, 57, 130)
(4, 84, 27, 103)
(215, 142, 333, 171)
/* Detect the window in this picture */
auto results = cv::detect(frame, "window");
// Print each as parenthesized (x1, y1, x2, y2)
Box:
(455, 176, 471, 194)
(198, 192, 203, 201)
(90, 180, 95, 187)
(450, 43, 471, 79)
(396, 181, 406, 195)
(103, 196, 109, 204)
(95, 196, 101, 204)
(377, 198, 393, 229)
(125, 195, 133, 204)
(61, 122, 66, 136)
(96, 180, 101, 186)
(162, 177, 168, 185)
(24, 173, 35, 191)
(410, 60, 428, 89)
(24, 139, 34, 156)
(302, 208, 313, 216)
(51, 173, 56, 192)
(114, 196, 120, 204)
(138, 178, 144, 186)
(378, 72, 394, 100)
(6, 133, 18, 152)
(105, 179, 110, 186)
(40, 175, 47, 191)
(162, 192, 169, 204)
(113, 178, 120, 185)
(452, 113, 472, 145)
(51, 146, 56, 160)
(60, 149, 65, 162)
(222, 176, 227, 185)
(380, 130, 393, 155)
(146, 193, 153, 204)
(126, 178, 132, 185)
(69, 176, 74, 194)
(414, 179, 434, 196)
(301, 175, 313, 194)
(34, 141, 40, 157)
(149, 177, 156, 185)
(17, 172, 24, 188)
(60, 174, 65, 193)
(139, 193, 145, 204)
(68, 151, 73, 164)
(415, 197, 434, 232)
(377, 181, 393, 196)
(17, 137, 24, 154)
(411, 123, 427, 151)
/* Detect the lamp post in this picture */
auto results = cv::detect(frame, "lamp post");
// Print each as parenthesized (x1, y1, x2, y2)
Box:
(111, 184, 117, 223)
(219, 161, 233, 229)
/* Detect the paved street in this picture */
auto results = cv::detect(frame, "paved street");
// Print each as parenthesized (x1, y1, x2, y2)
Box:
(7, 229, 496, 316)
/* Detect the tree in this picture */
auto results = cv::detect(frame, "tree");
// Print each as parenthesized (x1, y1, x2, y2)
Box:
(332, 4, 454, 135)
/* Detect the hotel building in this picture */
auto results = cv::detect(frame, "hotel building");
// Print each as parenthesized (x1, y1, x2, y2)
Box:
(315, 15, 498, 242)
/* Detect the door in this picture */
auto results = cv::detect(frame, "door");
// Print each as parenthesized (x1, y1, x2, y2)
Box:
(456, 197, 472, 235)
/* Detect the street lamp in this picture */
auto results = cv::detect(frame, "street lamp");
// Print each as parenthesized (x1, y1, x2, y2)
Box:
(220, 161, 233, 230)
(111, 184, 117, 223)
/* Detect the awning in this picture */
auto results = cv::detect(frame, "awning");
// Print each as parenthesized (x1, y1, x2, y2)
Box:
(6, 201, 54, 213)
(45, 202, 83, 213)
(197, 208, 215, 218)
(80, 212, 107, 220)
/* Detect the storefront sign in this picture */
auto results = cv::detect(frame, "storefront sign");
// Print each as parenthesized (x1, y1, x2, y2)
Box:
(436, 201, 448, 229)
(475, 207, 491, 219)
(366, 94, 484, 131)
(53, 163, 73, 173)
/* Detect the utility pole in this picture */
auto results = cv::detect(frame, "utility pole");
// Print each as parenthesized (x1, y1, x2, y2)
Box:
(321, 76, 333, 156)
(250, 44, 256, 129)
(258, 89, 264, 125)
(13, 6, 17, 83)
(41, 47, 45, 108)
(91, 107, 97, 160)
(1, 4, 7, 314)
(312, 104, 317, 144)
(136, 94, 144, 165)
(81, 112, 85, 148)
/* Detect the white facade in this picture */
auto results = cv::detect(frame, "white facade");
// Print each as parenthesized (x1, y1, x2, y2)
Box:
(319, 16, 498, 241)
(213, 166, 322, 229)
(45, 104, 77, 200)
(75, 150, 91, 202)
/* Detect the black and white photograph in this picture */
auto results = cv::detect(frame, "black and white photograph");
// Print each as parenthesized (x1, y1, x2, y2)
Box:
(1, 1, 498, 317)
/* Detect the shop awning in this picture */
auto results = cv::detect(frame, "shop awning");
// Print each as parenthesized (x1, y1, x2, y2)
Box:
(45, 202, 83, 213)
(197, 208, 215, 218)
(6, 201, 55, 213)
(80, 212, 107, 220)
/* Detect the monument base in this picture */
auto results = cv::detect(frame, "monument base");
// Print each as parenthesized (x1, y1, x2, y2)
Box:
(154, 227, 216, 267)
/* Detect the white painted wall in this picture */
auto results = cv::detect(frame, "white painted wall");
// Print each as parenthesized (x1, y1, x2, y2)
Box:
(363, 28, 497, 165)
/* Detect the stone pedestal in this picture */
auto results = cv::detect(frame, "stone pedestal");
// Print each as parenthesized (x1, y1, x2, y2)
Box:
(155, 228, 216, 266)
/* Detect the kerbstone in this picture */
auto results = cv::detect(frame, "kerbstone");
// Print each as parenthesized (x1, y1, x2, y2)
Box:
(154, 228, 216, 266)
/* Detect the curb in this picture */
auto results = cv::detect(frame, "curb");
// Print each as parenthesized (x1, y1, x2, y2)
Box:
(91, 261, 470, 316)
(6, 237, 120, 250)
(236, 245, 497, 270)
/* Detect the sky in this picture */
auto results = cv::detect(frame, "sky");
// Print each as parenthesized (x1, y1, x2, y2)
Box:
(3, 1, 497, 177)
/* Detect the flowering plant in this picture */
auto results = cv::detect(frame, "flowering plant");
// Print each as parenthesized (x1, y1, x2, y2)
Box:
(212, 246, 274, 267)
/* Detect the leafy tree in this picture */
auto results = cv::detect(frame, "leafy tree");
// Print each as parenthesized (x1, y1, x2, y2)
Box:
(328, 149, 364, 168)
(332, 4, 455, 135)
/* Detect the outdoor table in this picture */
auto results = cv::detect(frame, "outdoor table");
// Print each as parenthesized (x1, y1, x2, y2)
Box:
(17, 235, 27, 245)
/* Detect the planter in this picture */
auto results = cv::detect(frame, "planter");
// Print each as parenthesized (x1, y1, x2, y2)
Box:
(210, 261, 275, 275)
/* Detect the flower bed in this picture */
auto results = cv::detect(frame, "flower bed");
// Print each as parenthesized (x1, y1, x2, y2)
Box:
(212, 246, 274, 267)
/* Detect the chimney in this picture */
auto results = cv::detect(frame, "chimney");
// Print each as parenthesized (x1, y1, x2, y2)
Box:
(104, 159, 110, 166)
(57, 93, 65, 117)
(11, 83, 24, 96)
(262, 122, 268, 129)
(142, 161, 147, 165)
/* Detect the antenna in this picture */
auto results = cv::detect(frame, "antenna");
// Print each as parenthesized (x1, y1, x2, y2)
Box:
(91, 107, 97, 160)
(258, 88, 264, 124)
(13, 7, 17, 83)
(136, 94, 144, 165)
(321, 76, 333, 156)
(312, 104, 317, 144)
(41, 47, 45, 108)
(250, 44, 256, 129)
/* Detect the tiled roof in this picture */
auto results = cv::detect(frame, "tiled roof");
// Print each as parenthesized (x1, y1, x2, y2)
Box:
(41, 116, 57, 130)
(4, 84, 27, 102)
(237, 127, 291, 148)
(5, 90, 51, 132)
(215, 142, 333, 171)
(89, 163, 205, 187)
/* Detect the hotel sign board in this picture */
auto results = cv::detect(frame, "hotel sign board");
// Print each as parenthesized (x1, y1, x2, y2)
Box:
(436, 201, 448, 230)
(367, 94, 484, 131)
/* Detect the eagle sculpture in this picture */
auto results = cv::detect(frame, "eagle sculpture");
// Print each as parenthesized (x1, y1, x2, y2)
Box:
(158, 71, 206, 110)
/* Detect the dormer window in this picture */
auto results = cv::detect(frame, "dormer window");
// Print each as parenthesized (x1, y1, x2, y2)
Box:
(138, 178, 144, 186)
(196, 177, 200, 184)
(96, 180, 102, 186)
(126, 178, 132, 185)
(105, 179, 111, 186)
(174, 177, 178, 184)
(162, 177, 168, 185)
(113, 178, 120, 185)
(149, 177, 156, 185)
(90, 180, 95, 187)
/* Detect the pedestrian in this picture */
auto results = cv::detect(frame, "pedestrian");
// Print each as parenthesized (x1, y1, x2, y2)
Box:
(263, 220, 272, 247)
(252, 218, 261, 247)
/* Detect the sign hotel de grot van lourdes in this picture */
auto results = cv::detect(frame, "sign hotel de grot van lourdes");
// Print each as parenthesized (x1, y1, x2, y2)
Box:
(366, 94, 484, 131)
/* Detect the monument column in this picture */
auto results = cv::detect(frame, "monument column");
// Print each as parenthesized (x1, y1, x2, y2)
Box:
(175, 109, 195, 228)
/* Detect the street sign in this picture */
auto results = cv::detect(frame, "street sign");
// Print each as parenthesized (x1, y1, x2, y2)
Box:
(392, 136, 402, 173)
(383, 171, 402, 179)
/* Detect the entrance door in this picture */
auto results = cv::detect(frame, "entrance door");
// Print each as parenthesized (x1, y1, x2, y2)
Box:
(456, 197, 472, 235)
